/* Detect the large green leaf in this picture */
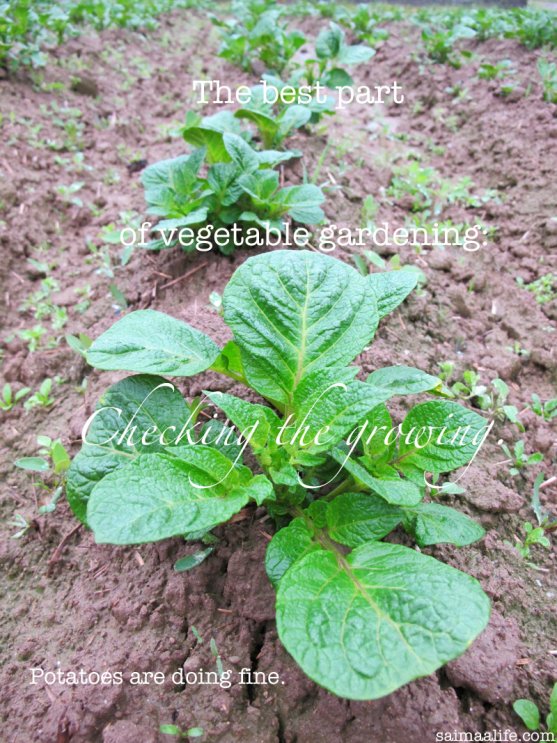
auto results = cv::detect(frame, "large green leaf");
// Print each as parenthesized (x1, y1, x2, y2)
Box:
(66, 375, 191, 524)
(360, 403, 395, 461)
(265, 517, 321, 587)
(315, 23, 343, 59)
(87, 447, 255, 544)
(142, 151, 204, 197)
(402, 502, 485, 547)
(223, 133, 259, 173)
(292, 368, 391, 454)
(87, 310, 220, 376)
(338, 44, 375, 65)
(276, 542, 490, 700)
(234, 108, 278, 147)
(331, 448, 423, 506)
(277, 184, 325, 224)
(326, 492, 402, 547)
(395, 401, 488, 475)
(278, 105, 312, 139)
(183, 127, 229, 164)
(223, 251, 378, 407)
(367, 270, 418, 319)
(204, 390, 281, 451)
(366, 366, 441, 396)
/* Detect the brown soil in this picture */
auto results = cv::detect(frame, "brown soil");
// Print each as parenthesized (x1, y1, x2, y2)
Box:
(1, 9, 556, 743)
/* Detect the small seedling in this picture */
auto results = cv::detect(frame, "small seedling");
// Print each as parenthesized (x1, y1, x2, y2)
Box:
(24, 378, 55, 410)
(160, 724, 204, 739)
(478, 59, 514, 80)
(210, 638, 224, 677)
(445, 373, 522, 428)
(529, 394, 557, 422)
(17, 324, 47, 352)
(0, 383, 31, 411)
(514, 521, 551, 559)
(66, 333, 93, 357)
(15, 435, 70, 476)
(517, 273, 557, 304)
(499, 439, 543, 477)
(9, 513, 31, 539)
(56, 181, 85, 208)
(538, 58, 557, 104)
(514, 682, 557, 734)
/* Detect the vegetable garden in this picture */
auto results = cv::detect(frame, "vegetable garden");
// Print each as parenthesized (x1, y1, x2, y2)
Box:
(1, 1, 556, 741)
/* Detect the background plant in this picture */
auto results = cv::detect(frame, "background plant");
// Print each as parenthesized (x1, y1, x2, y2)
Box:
(142, 129, 325, 253)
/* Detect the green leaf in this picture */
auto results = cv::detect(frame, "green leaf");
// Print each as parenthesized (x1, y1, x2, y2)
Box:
(321, 68, 353, 87)
(209, 341, 245, 381)
(548, 684, 557, 733)
(15, 457, 49, 472)
(87, 310, 220, 376)
(257, 148, 301, 167)
(87, 447, 251, 544)
(207, 162, 243, 206)
(160, 724, 182, 736)
(338, 44, 375, 65)
(513, 699, 540, 731)
(276, 542, 490, 700)
(366, 366, 440, 396)
(142, 151, 204, 195)
(223, 133, 259, 173)
(240, 473, 275, 505)
(51, 441, 70, 474)
(223, 250, 378, 407)
(238, 169, 279, 203)
(277, 105, 311, 139)
(402, 502, 485, 547)
(66, 375, 192, 524)
(326, 492, 402, 547)
(277, 183, 325, 224)
(292, 368, 391, 454)
(265, 517, 321, 586)
(234, 108, 278, 147)
(367, 270, 418, 319)
(204, 391, 281, 451)
(316, 23, 344, 59)
(174, 547, 214, 572)
(332, 448, 423, 505)
(183, 127, 228, 164)
(396, 401, 488, 475)
(361, 404, 395, 462)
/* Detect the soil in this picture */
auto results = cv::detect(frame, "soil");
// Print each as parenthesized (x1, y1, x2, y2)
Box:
(1, 8, 556, 743)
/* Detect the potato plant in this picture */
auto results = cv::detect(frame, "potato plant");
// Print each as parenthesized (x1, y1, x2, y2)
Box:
(211, 3, 306, 75)
(142, 128, 325, 253)
(67, 250, 490, 700)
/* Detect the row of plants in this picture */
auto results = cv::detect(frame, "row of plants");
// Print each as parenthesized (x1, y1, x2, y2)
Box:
(5, 0, 555, 72)
(305, 1, 557, 51)
(0, 0, 201, 69)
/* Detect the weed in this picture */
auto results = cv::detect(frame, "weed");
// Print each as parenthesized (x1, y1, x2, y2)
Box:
(499, 439, 543, 477)
(0, 383, 31, 411)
